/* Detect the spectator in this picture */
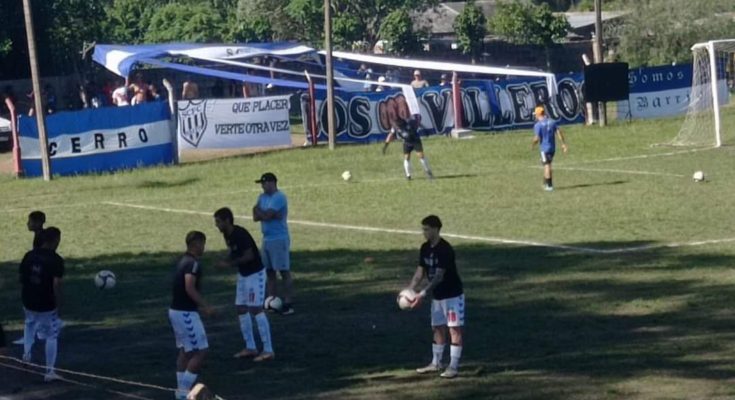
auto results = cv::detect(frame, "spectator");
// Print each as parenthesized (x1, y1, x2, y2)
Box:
(375, 76, 387, 92)
(149, 83, 163, 102)
(363, 68, 374, 92)
(129, 84, 146, 105)
(112, 80, 130, 107)
(182, 76, 199, 100)
(411, 70, 429, 90)
(439, 74, 449, 87)
(44, 85, 57, 114)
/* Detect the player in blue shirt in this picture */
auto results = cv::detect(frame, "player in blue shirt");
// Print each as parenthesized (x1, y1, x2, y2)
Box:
(532, 106, 568, 191)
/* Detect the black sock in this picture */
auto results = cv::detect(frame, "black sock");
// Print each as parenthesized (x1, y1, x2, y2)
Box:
(548, 178, 553, 187)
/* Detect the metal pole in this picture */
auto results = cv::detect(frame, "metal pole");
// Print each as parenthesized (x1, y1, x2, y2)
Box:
(324, 0, 336, 150)
(22, 0, 51, 180)
(593, 0, 607, 127)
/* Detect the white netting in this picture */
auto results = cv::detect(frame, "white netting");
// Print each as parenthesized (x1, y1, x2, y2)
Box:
(672, 40, 735, 147)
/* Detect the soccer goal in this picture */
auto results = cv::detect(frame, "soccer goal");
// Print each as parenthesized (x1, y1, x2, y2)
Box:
(672, 39, 735, 147)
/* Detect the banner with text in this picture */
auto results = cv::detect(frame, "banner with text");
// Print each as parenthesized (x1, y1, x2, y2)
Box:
(617, 64, 693, 119)
(19, 102, 174, 177)
(177, 96, 292, 151)
(309, 73, 585, 143)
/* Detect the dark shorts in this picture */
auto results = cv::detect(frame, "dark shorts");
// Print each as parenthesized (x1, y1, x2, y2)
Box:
(540, 151, 555, 165)
(403, 140, 424, 154)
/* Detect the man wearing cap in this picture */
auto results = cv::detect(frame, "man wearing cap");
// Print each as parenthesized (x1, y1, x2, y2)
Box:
(532, 106, 568, 191)
(439, 74, 449, 87)
(253, 173, 294, 315)
(411, 70, 429, 89)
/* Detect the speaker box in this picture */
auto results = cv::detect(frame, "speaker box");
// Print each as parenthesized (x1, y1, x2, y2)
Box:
(584, 62, 629, 102)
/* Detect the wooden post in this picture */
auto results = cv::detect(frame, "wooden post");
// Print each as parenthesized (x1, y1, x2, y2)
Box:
(5, 98, 21, 177)
(22, 0, 52, 180)
(594, 0, 607, 127)
(324, 0, 336, 150)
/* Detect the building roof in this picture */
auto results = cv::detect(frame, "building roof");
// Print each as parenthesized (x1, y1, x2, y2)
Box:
(562, 11, 629, 30)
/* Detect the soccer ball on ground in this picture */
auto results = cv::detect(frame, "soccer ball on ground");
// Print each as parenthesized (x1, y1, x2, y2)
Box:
(397, 288, 417, 310)
(94, 270, 116, 289)
(692, 171, 705, 182)
(264, 296, 283, 311)
(341, 170, 352, 181)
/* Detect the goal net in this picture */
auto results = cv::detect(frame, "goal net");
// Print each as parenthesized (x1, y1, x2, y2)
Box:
(672, 40, 734, 147)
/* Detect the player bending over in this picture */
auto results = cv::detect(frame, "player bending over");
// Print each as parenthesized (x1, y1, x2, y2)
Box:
(531, 106, 567, 191)
(214, 207, 274, 362)
(405, 215, 465, 378)
(383, 117, 433, 180)
(169, 231, 214, 400)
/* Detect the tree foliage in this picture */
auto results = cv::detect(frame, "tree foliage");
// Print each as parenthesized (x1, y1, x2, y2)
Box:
(489, 1, 569, 47)
(453, 0, 487, 62)
(378, 8, 420, 55)
(144, 3, 225, 43)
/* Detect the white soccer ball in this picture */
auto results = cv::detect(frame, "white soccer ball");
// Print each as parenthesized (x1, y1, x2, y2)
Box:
(94, 270, 116, 289)
(397, 288, 417, 310)
(692, 171, 705, 182)
(265, 296, 283, 311)
(341, 170, 352, 181)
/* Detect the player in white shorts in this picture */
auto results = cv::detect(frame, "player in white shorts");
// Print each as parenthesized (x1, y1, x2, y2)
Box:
(169, 231, 214, 400)
(214, 207, 274, 362)
(405, 215, 465, 379)
(19, 227, 64, 382)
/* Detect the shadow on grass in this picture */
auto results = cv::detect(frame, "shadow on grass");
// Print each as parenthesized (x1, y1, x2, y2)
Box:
(1, 241, 735, 399)
(556, 180, 628, 190)
(137, 177, 201, 189)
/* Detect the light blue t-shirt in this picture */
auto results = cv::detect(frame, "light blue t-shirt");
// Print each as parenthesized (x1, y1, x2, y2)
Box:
(534, 118, 559, 153)
(257, 191, 289, 241)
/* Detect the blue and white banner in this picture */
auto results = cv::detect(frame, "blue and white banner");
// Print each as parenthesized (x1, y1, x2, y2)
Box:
(19, 102, 174, 177)
(311, 73, 584, 143)
(617, 64, 693, 119)
(177, 96, 292, 151)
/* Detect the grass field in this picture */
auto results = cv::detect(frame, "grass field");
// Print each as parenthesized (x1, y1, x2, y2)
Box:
(1, 115, 735, 400)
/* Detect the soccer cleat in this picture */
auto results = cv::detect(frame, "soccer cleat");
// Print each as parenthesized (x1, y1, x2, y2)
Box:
(544, 185, 554, 192)
(427, 171, 434, 180)
(233, 348, 259, 359)
(406, 175, 412, 181)
(280, 305, 295, 316)
(416, 363, 442, 374)
(43, 372, 62, 382)
(440, 367, 459, 379)
(253, 352, 275, 362)
(174, 389, 188, 400)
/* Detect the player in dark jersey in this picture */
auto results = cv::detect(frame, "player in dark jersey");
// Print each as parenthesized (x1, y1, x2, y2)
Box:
(169, 231, 213, 400)
(19, 227, 64, 382)
(405, 215, 465, 379)
(214, 207, 274, 362)
(14, 211, 47, 346)
(532, 106, 567, 191)
(383, 117, 434, 180)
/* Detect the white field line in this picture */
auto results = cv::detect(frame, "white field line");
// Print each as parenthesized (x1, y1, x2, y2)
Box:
(102, 201, 735, 254)
(550, 166, 686, 178)
(559, 147, 715, 166)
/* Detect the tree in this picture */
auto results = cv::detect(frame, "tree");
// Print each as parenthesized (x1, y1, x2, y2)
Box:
(378, 8, 421, 55)
(453, 0, 487, 63)
(144, 3, 226, 43)
(106, 0, 165, 44)
(284, 0, 324, 45)
(615, 0, 735, 67)
(488, 1, 570, 69)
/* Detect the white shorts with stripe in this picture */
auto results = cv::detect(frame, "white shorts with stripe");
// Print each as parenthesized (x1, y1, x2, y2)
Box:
(24, 308, 61, 340)
(168, 309, 209, 352)
(430, 294, 466, 328)
(235, 268, 267, 307)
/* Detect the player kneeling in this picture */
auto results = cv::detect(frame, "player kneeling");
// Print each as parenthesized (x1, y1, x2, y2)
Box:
(404, 215, 465, 379)
(169, 231, 215, 400)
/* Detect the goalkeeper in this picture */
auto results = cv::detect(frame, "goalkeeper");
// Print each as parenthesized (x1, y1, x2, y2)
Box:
(383, 117, 434, 180)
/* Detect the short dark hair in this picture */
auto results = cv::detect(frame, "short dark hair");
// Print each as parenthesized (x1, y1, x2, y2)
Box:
(28, 211, 46, 224)
(214, 207, 234, 224)
(186, 231, 206, 246)
(421, 215, 442, 229)
(40, 227, 61, 244)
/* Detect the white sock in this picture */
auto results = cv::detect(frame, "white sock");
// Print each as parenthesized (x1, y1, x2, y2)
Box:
(255, 312, 273, 353)
(45, 338, 58, 373)
(23, 319, 35, 359)
(420, 158, 431, 174)
(176, 371, 184, 389)
(431, 343, 445, 366)
(449, 345, 462, 370)
(238, 313, 256, 350)
(181, 370, 198, 391)
(403, 160, 412, 177)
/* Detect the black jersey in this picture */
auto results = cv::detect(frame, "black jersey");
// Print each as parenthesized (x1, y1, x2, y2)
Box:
(419, 238, 463, 300)
(19, 248, 64, 312)
(395, 124, 421, 144)
(225, 225, 264, 277)
(171, 253, 202, 312)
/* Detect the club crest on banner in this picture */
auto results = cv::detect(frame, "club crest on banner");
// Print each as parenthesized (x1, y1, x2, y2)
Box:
(178, 100, 208, 147)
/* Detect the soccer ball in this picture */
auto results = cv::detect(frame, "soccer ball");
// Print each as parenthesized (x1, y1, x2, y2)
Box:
(94, 270, 116, 289)
(692, 171, 705, 182)
(397, 288, 417, 310)
(264, 296, 283, 311)
(341, 170, 352, 181)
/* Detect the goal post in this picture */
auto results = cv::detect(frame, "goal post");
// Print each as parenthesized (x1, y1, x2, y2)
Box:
(672, 39, 735, 147)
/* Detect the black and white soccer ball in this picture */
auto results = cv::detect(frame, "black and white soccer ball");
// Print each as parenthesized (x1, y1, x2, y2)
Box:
(94, 270, 116, 289)
(264, 296, 283, 311)
(692, 171, 705, 182)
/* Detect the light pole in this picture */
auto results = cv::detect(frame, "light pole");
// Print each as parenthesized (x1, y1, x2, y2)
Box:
(324, 0, 336, 150)
(593, 0, 607, 127)
(22, 0, 52, 179)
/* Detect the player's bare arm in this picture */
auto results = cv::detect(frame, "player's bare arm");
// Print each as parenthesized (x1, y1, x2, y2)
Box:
(185, 274, 213, 316)
(408, 266, 425, 291)
(252, 205, 263, 221)
(382, 132, 395, 154)
(418, 268, 445, 298)
(557, 129, 568, 152)
(531, 135, 540, 149)
(53, 277, 63, 315)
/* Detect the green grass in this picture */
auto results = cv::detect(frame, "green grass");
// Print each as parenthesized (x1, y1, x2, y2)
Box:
(2, 115, 735, 399)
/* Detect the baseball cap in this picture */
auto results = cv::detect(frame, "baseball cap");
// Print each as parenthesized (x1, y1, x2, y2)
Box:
(413, 70, 421, 76)
(255, 172, 277, 183)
